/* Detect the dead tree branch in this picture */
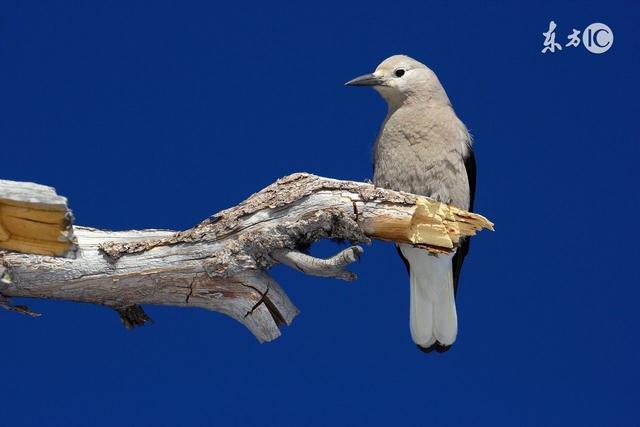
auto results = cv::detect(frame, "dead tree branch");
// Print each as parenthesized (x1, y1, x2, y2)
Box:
(0, 173, 493, 342)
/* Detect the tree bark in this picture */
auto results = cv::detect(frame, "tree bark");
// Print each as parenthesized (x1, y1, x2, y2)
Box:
(0, 173, 493, 342)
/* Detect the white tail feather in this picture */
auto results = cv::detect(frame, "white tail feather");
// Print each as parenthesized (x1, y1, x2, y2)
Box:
(399, 244, 457, 347)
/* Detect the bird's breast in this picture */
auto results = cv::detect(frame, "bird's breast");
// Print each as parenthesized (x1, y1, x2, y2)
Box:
(372, 108, 470, 209)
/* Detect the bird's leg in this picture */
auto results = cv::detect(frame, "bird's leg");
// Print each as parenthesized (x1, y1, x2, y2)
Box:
(272, 246, 364, 281)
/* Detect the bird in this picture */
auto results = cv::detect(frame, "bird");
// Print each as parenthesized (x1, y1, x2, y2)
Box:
(346, 55, 476, 353)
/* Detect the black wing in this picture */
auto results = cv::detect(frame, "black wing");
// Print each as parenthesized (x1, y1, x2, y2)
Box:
(451, 148, 476, 296)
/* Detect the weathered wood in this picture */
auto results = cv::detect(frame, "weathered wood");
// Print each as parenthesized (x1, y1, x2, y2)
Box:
(0, 173, 493, 342)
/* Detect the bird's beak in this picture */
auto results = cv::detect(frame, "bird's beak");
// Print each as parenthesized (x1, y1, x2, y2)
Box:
(345, 73, 385, 87)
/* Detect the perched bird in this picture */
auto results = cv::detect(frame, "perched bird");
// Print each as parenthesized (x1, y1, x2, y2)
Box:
(346, 55, 475, 353)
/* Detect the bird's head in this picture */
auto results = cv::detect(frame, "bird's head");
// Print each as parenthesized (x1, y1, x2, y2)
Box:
(345, 54, 449, 109)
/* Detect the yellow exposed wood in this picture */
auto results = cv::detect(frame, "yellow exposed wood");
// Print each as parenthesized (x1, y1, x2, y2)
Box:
(0, 203, 75, 257)
(409, 198, 493, 251)
(409, 199, 454, 248)
(367, 197, 493, 254)
(415, 198, 493, 251)
(0, 219, 9, 241)
(0, 205, 67, 224)
(366, 216, 411, 243)
(0, 235, 70, 257)
(2, 215, 67, 242)
(0, 199, 67, 211)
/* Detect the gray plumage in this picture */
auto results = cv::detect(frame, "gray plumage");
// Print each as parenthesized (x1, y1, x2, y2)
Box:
(347, 55, 475, 352)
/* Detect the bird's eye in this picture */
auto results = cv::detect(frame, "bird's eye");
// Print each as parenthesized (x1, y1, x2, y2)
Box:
(394, 69, 405, 77)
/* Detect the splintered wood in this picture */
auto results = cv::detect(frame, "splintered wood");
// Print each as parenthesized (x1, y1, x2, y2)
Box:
(0, 180, 77, 257)
(366, 197, 494, 253)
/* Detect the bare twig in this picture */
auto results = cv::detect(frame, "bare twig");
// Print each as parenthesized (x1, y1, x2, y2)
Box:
(272, 246, 363, 281)
(0, 294, 41, 317)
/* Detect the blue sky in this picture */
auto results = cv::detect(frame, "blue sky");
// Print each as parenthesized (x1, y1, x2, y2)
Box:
(1, 1, 638, 425)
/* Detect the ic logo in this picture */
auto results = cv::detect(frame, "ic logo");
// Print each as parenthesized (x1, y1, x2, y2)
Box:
(582, 23, 614, 54)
